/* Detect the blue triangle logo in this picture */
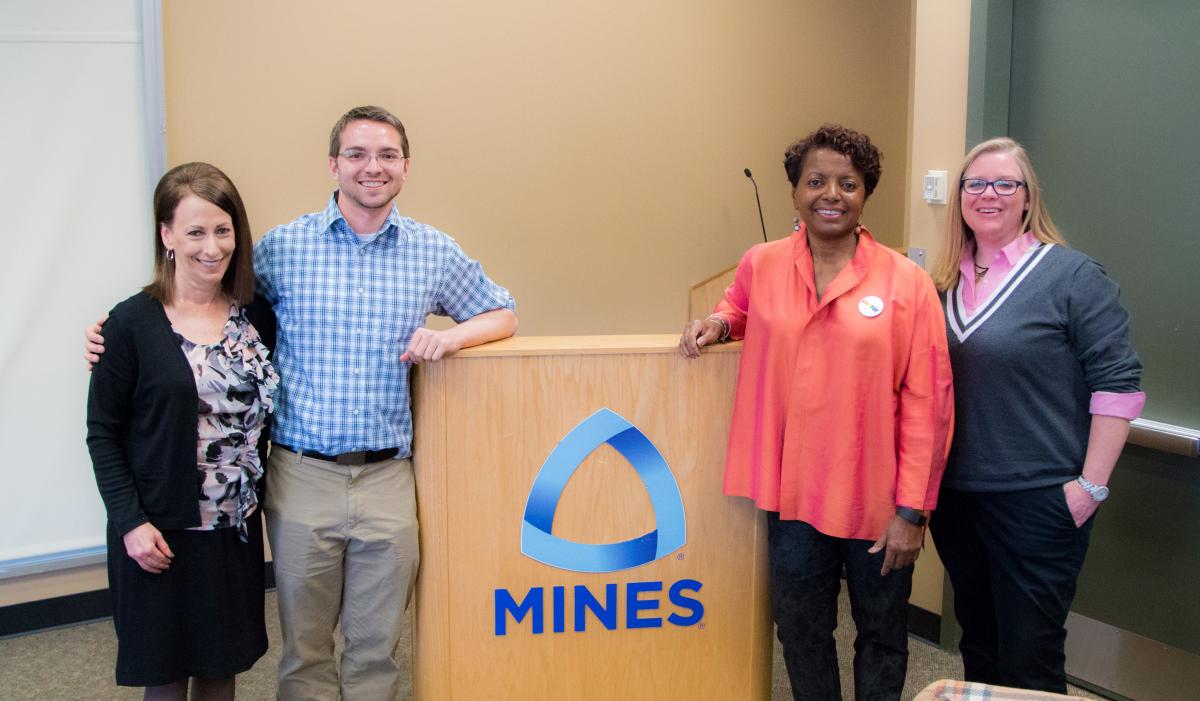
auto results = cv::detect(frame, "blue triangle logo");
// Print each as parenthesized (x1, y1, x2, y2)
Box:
(520, 408, 687, 573)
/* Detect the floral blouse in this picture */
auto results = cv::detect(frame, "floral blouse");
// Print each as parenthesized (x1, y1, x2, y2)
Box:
(177, 305, 278, 541)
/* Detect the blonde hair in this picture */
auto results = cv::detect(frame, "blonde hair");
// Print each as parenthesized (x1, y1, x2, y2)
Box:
(931, 137, 1067, 291)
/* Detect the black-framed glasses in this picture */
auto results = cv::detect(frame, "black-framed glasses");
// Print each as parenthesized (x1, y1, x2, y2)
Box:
(960, 178, 1026, 196)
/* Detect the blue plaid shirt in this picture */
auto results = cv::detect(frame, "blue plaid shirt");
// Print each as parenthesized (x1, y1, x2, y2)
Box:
(254, 194, 515, 457)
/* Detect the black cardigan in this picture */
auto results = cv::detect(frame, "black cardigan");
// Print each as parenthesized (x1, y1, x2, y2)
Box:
(86, 291, 275, 536)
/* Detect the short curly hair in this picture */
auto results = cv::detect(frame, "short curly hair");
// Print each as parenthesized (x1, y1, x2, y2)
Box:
(783, 124, 882, 197)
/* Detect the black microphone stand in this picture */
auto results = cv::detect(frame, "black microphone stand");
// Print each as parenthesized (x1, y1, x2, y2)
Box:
(744, 168, 768, 243)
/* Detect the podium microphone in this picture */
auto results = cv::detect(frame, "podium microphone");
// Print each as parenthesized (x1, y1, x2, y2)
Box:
(744, 168, 768, 243)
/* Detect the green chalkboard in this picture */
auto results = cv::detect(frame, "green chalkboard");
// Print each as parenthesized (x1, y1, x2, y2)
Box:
(1007, 0, 1200, 428)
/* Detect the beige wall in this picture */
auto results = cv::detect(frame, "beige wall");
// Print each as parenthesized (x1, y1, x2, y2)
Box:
(163, 0, 912, 335)
(904, 0, 972, 258)
(904, 0, 972, 616)
(3, 0, 937, 610)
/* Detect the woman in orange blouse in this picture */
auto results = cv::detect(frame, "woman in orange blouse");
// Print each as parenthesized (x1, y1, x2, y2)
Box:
(680, 124, 953, 701)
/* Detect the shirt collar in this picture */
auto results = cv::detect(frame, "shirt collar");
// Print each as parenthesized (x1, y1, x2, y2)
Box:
(792, 224, 878, 265)
(962, 230, 1037, 268)
(791, 224, 878, 304)
(319, 191, 405, 245)
(999, 230, 1037, 265)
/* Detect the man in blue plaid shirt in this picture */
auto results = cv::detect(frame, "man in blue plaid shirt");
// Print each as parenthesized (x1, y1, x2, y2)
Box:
(261, 106, 516, 700)
(88, 106, 517, 699)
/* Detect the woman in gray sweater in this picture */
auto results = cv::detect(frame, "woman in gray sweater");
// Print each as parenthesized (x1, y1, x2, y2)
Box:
(929, 137, 1143, 694)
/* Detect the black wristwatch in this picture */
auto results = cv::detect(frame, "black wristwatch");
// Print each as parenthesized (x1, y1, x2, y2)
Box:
(895, 506, 927, 527)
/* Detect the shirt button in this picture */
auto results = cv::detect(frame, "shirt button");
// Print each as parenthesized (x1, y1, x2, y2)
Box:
(353, 368, 360, 374)
(358, 287, 365, 294)
(353, 409, 360, 416)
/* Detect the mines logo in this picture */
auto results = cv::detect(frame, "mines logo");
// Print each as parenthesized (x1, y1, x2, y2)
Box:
(494, 409, 704, 635)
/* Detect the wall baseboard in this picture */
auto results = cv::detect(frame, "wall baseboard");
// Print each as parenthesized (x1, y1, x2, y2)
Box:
(908, 604, 940, 646)
(1066, 611, 1200, 701)
(0, 564, 277, 638)
(0, 588, 113, 637)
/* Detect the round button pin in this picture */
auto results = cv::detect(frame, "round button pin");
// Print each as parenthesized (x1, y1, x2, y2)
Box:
(858, 296, 884, 317)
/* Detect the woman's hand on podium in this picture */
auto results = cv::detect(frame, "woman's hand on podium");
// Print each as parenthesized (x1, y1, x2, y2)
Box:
(679, 317, 725, 358)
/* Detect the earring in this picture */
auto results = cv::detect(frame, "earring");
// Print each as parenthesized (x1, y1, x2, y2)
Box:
(166, 249, 175, 262)
(792, 215, 800, 231)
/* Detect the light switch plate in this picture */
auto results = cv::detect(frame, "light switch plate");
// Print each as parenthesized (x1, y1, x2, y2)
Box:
(923, 170, 948, 205)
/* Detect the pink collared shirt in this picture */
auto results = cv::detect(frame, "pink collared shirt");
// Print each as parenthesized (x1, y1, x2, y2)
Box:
(959, 232, 1145, 420)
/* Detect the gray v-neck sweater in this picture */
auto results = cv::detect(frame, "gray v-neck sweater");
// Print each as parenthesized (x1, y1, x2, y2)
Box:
(941, 244, 1141, 492)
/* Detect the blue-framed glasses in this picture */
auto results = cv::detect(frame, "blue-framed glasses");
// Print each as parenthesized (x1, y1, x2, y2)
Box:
(960, 178, 1026, 196)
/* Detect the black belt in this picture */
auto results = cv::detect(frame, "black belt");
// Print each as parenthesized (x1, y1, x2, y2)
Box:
(277, 444, 399, 466)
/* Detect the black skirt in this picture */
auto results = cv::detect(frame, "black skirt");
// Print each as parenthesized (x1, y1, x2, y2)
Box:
(106, 508, 267, 687)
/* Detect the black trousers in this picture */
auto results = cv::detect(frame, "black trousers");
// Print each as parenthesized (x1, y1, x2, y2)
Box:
(930, 484, 1093, 693)
(768, 514, 912, 701)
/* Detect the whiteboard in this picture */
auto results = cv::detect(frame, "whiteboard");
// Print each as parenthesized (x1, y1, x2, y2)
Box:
(0, 0, 163, 575)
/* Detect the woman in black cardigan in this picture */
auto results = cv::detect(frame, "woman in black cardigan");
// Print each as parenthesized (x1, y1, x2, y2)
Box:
(87, 162, 277, 701)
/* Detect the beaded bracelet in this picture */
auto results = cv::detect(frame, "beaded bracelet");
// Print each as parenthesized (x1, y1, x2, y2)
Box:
(705, 314, 730, 343)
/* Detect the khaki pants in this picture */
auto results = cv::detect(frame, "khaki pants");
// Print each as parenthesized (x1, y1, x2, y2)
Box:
(265, 447, 419, 701)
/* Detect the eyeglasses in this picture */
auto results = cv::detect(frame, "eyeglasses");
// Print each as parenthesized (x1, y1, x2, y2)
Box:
(960, 178, 1026, 196)
(338, 149, 406, 166)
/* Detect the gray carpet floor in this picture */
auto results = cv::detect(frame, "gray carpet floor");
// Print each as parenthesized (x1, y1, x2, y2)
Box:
(0, 591, 1104, 700)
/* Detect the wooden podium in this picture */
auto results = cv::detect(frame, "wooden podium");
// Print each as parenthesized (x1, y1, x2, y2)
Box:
(411, 335, 772, 700)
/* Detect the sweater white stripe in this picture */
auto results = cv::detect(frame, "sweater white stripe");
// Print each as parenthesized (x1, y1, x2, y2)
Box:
(949, 244, 1055, 343)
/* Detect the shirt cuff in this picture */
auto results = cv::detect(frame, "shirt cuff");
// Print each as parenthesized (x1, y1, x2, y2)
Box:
(1089, 391, 1146, 420)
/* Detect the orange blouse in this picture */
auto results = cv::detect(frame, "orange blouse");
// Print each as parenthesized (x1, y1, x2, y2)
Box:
(713, 227, 953, 540)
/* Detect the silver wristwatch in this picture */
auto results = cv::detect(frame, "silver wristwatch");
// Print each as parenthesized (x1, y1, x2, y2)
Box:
(1076, 476, 1110, 502)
